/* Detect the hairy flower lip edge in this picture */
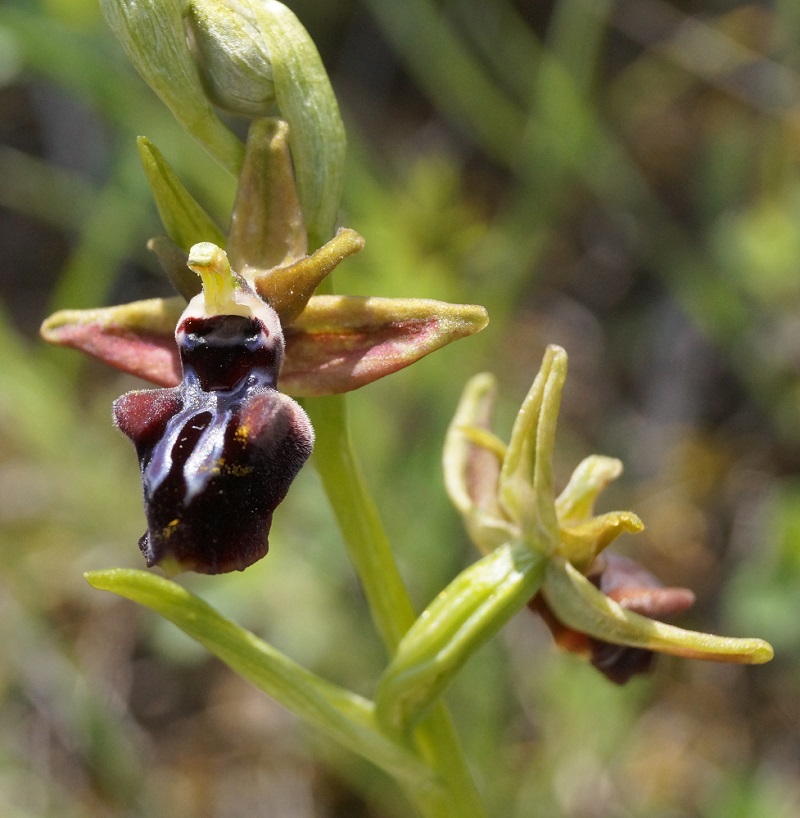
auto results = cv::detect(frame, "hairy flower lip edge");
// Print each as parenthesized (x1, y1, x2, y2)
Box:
(114, 378, 314, 575)
(39, 295, 489, 397)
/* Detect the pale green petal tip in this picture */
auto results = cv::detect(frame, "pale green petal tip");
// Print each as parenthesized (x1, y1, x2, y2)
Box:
(544, 558, 775, 666)
(559, 510, 644, 570)
(556, 455, 625, 525)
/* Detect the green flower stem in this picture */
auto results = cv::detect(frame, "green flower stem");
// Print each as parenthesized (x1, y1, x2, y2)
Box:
(85, 569, 440, 794)
(307, 394, 487, 818)
(307, 394, 415, 650)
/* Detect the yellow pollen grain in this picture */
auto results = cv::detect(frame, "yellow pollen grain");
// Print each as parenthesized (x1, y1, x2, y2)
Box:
(162, 518, 180, 539)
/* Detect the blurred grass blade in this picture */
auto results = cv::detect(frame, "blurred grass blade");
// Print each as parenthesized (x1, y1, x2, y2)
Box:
(363, 0, 525, 166)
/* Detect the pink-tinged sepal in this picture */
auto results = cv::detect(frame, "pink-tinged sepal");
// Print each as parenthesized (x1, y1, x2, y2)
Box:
(40, 292, 489, 397)
(41, 298, 184, 387)
(281, 295, 489, 396)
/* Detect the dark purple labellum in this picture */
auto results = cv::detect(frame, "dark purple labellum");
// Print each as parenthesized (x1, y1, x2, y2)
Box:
(114, 312, 313, 574)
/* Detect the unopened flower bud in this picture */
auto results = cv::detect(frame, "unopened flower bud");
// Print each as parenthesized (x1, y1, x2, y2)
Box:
(186, 0, 276, 117)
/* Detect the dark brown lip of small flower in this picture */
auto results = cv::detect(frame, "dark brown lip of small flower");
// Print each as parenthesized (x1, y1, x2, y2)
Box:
(529, 553, 696, 684)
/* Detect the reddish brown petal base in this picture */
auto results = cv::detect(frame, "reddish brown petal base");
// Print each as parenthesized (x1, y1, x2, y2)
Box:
(530, 553, 696, 684)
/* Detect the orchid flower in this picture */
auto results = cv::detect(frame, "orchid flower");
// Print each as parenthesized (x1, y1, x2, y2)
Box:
(40, 120, 487, 573)
(442, 345, 772, 683)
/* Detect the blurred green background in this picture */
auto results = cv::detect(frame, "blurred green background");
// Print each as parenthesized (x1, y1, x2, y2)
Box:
(2, 0, 800, 815)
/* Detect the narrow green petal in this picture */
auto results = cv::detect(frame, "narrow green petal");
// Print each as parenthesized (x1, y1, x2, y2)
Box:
(100, 0, 243, 173)
(555, 455, 624, 526)
(375, 541, 546, 733)
(40, 298, 183, 386)
(280, 295, 489, 396)
(442, 373, 516, 552)
(254, 227, 365, 323)
(85, 569, 439, 790)
(137, 136, 227, 254)
(227, 118, 307, 275)
(558, 511, 644, 573)
(543, 557, 774, 664)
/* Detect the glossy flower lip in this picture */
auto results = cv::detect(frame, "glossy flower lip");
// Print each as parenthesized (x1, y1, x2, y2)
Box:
(113, 244, 314, 575)
(443, 345, 774, 679)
